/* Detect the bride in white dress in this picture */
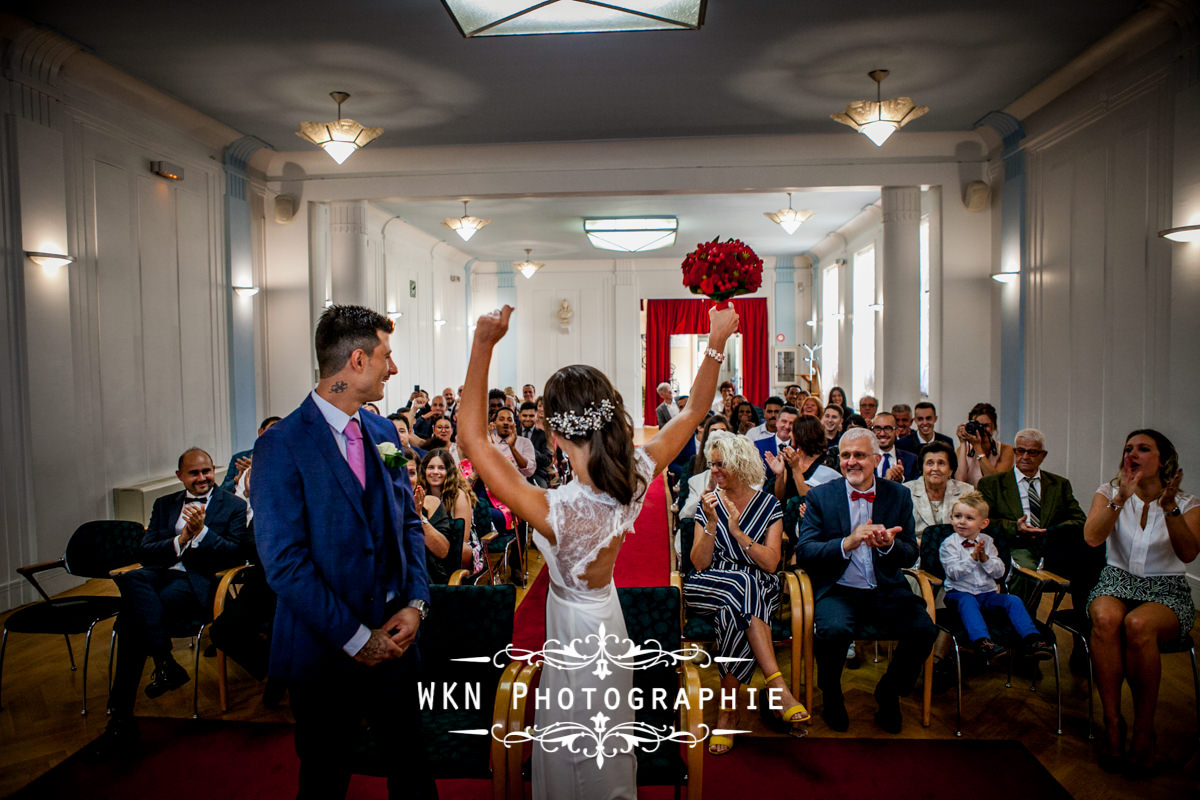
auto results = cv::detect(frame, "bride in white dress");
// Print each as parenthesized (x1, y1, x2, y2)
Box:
(459, 304, 738, 799)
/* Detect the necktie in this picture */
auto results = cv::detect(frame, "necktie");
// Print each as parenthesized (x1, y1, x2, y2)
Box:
(1026, 477, 1041, 527)
(184, 495, 208, 504)
(851, 490, 875, 502)
(880, 453, 891, 475)
(345, 418, 366, 489)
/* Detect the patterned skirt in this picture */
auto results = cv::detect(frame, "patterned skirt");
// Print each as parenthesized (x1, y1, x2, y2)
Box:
(1088, 565, 1195, 637)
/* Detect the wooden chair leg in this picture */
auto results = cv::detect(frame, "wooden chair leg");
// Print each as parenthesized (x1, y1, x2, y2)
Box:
(217, 651, 228, 712)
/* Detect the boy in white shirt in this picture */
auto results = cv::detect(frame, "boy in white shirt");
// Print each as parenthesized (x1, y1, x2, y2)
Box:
(940, 492, 1055, 661)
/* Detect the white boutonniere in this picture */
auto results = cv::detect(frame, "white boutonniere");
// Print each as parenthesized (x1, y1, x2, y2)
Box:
(377, 441, 407, 469)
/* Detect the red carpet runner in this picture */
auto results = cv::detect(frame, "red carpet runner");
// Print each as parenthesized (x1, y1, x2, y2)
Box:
(512, 470, 670, 653)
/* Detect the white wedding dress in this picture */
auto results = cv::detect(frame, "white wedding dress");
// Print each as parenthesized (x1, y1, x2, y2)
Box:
(530, 448, 656, 800)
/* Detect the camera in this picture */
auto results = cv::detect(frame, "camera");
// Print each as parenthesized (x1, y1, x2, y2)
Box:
(964, 420, 987, 438)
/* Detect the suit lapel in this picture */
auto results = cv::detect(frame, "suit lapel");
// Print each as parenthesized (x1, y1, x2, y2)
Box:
(301, 397, 369, 527)
(1040, 474, 1060, 523)
(1000, 473, 1022, 518)
(360, 415, 403, 539)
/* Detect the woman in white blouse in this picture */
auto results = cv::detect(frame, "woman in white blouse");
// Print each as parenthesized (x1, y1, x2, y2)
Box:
(1085, 429, 1200, 777)
(904, 441, 974, 549)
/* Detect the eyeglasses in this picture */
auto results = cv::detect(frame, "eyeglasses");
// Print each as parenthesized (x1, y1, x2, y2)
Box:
(1013, 447, 1045, 456)
(870, 425, 895, 433)
(709, 460, 725, 468)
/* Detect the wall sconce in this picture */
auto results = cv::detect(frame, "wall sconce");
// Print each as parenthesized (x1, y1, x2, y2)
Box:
(25, 251, 74, 275)
(990, 272, 1019, 284)
(232, 285, 260, 296)
(867, 302, 884, 312)
(387, 310, 404, 320)
(151, 161, 185, 181)
(557, 299, 573, 332)
(1158, 224, 1200, 243)
(433, 317, 448, 327)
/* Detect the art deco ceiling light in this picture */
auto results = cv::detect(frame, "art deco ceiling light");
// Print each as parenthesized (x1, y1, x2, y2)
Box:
(583, 217, 678, 252)
(764, 193, 814, 235)
(515, 249, 544, 279)
(831, 70, 928, 147)
(295, 92, 383, 165)
(442, 0, 705, 37)
(442, 200, 492, 242)
(1158, 224, 1200, 243)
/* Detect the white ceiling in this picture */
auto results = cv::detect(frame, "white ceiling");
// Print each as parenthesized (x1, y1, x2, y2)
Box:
(14, 1, 1141, 261)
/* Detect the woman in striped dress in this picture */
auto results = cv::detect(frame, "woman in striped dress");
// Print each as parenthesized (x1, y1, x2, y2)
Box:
(684, 430, 809, 755)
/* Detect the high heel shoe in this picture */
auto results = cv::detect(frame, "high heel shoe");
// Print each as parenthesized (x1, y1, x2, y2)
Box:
(1096, 717, 1126, 773)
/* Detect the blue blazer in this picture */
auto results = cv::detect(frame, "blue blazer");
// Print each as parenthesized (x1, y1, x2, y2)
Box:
(755, 436, 782, 474)
(879, 448, 919, 482)
(794, 478, 917, 602)
(896, 431, 953, 455)
(250, 395, 430, 680)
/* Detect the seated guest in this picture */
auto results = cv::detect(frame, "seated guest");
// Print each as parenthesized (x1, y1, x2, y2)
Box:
(940, 492, 1055, 661)
(518, 401, 554, 488)
(871, 412, 919, 482)
(766, 416, 840, 505)
(521, 383, 537, 404)
(420, 416, 455, 453)
(97, 447, 248, 751)
(903, 441, 972, 549)
(487, 388, 506, 418)
(978, 428, 1088, 571)
(388, 413, 426, 460)
(784, 384, 806, 409)
(820, 404, 844, 470)
(655, 382, 679, 428)
(362, 402, 381, 415)
(826, 386, 852, 416)
(796, 428, 937, 734)
(415, 448, 476, 584)
(676, 416, 730, 571)
(800, 395, 823, 418)
(733, 401, 760, 435)
(713, 380, 735, 417)
(441, 386, 457, 414)
(220, 416, 281, 492)
(755, 404, 798, 471)
(1085, 429, 1198, 777)
(684, 431, 809, 754)
(676, 394, 688, 412)
(954, 402, 1015, 487)
(890, 404, 913, 440)
(746, 396, 782, 443)
(477, 407, 536, 533)
(897, 400, 953, 453)
(857, 395, 879, 425)
(412, 393, 448, 440)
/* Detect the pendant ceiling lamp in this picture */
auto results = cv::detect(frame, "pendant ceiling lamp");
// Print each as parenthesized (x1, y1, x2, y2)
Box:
(296, 91, 383, 165)
(442, 200, 492, 242)
(831, 70, 928, 147)
(764, 193, 814, 235)
(515, 249, 544, 279)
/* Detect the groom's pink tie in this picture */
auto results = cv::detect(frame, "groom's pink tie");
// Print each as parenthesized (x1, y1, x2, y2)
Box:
(345, 417, 366, 488)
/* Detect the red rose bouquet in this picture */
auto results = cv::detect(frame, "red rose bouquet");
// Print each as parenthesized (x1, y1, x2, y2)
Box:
(681, 237, 763, 306)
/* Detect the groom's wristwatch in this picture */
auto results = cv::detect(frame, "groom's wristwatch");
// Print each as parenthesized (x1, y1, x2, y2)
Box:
(407, 599, 430, 621)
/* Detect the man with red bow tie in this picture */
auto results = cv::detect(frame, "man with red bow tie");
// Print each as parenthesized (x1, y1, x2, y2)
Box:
(796, 428, 937, 735)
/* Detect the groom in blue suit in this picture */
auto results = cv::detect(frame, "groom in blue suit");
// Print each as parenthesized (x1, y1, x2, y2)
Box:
(796, 428, 936, 734)
(251, 305, 434, 799)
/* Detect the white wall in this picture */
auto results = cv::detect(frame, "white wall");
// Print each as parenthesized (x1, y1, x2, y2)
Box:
(1, 43, 234, 606)
(1020, 43, 1198, 599)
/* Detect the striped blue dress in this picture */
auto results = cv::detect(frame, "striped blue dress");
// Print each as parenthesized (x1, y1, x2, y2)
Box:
(683, 489, 783, 683)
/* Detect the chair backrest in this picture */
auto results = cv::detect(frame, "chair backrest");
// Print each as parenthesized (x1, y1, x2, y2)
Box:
(920, 522, 1013, 584)
(618, 586, 681, 721)
(64, 520, 145, 578)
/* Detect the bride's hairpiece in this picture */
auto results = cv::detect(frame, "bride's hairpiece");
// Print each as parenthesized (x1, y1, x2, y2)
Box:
(548, 399, 614, 438)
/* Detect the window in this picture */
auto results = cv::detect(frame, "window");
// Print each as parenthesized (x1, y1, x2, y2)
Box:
(851, 244, 876, 402)
(821, 262, 840, 391)
(919, 216, 931, 397)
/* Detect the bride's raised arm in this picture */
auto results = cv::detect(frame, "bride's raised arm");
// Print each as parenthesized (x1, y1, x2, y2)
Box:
(643, 305, 739, 474)
(457, 306, 552, 535)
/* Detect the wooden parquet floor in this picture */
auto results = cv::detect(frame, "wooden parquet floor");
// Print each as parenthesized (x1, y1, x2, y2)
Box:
(1, 567, 1197, 798)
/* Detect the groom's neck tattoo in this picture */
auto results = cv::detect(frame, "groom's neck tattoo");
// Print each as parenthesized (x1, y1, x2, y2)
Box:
(331, 381, 348, 393)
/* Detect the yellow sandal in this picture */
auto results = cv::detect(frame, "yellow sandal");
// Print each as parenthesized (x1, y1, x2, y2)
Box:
(708, 735, 735, 756)
(764, 671, 810, 723)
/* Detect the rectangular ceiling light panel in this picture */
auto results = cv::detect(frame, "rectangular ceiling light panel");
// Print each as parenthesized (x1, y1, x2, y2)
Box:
(443, 0, 705, 37)
(584, 216, 678, 252)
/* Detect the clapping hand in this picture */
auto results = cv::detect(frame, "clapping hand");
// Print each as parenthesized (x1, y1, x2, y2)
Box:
(971, 539, 988, 562)
(234, 455, 252, 477)
(1016, 514, 1047, 536)
(765, 450, 785, 477)
(1161, 468, 1183, 509)
(700, 490, 719, 520)
(179, 505, 205, 544)
(884, 461, 905, 482)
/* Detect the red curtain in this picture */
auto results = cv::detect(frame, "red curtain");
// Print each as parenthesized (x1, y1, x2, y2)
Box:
(644, 297, 768, 426)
